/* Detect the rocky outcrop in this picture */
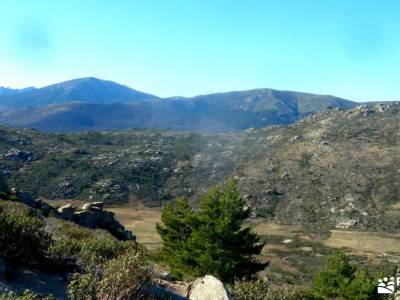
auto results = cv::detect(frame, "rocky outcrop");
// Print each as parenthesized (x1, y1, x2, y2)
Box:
(72, 202, 135, 241)
(187, 275, 231, 300)
(9, 190, 135, 241)
(3, 148, 34, 161)
(57, 204, 75, 221)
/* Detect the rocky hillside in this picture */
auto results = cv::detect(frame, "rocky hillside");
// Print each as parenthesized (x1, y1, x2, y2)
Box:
(0, 78, 356, 132)
(1, 103, 399, 232)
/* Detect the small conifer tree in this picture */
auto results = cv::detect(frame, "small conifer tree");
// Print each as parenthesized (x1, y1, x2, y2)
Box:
(157, 180, 266, 282)
(312, 251, 379, 300)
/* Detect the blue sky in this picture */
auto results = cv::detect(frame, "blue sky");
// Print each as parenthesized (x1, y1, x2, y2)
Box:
(0, 1, 399, 101)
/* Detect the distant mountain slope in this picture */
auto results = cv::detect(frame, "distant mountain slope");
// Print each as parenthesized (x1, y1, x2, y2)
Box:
(0, 77, 158, 109)
(1, 103, 399, 233)
(0, 86, 35, 96)
(0, 82, 357, 132)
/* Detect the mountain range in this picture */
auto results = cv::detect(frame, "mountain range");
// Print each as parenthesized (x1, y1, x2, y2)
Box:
(0, 77, 358, 132)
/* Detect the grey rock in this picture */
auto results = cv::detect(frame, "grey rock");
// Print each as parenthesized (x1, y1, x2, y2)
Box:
(74, 210, 97, 228)
(81, 201, 104, 211)
(187, 275, 231, 300)
(57, 204, 76, 221)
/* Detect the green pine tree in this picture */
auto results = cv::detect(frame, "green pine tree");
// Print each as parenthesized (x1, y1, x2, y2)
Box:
(157, 180, 267, 282)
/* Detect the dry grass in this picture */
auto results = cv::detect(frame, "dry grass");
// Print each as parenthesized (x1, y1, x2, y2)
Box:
(324, 230, 400, 256)
(249, 220, 304, 238)
(109, 206, 162, 248)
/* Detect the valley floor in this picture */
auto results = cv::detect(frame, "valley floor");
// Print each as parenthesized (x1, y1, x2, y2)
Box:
(44, 199, 400, 284)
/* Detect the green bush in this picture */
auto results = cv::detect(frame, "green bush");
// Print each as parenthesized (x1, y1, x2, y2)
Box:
(49, 235, 135, 267)
(67, 251, 150, 300)
(233, 279, 313, 300)
(265, 286, 314, 300)
(0, 290, 55, 300)
(157, 180, 266, 283)
(312, 251, 379, 300)
(0, 203, 51, 265)
(233, 278, 269, 300)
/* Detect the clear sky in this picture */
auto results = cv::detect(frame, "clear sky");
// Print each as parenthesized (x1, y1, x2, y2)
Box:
(0, 0, 399, 101)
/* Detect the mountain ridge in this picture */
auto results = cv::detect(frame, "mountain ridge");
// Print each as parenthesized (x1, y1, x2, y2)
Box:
(0, 77, 358, 133)
(0, 77, 158, 109)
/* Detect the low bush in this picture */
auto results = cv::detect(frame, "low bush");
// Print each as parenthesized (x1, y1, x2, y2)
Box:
(49, 235, 135, 267)
(233, 278, 269, 300)
(233, 279, 313, 300)
(67, 250, 150, 300)
(0, 202, 51, 265)
(0, 290, 55, 300)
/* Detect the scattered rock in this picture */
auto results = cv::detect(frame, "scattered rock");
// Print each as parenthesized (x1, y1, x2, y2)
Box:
(335, 217, 359, 229)
(187, 275, 231, 300)
(53, 182, 78, 199)
(90, 179, 129, 203)
(290, 135, 301, 142)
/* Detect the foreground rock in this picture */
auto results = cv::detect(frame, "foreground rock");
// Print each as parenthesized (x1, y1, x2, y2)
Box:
(187, 275, 231, 300)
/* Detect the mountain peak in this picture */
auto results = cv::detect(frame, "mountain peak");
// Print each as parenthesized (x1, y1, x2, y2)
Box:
(0, 77, 158, 108)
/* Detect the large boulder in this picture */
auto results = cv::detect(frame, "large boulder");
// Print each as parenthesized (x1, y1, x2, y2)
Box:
(74, 210, 97, 228)
(81, 201, 104, 211)
(187, 275, 231, 300)
(57, 204, 76, 221)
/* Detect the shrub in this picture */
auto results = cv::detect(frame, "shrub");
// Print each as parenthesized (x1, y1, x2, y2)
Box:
(0, 290, 55, 300)
(49, 235, 135, 267)
(0, 203, 51, 265)
(233, 278, 269, 300)
(233, 279, 313, 300)
(265, 286, 314, 300)
(67, 251, 150, 300)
